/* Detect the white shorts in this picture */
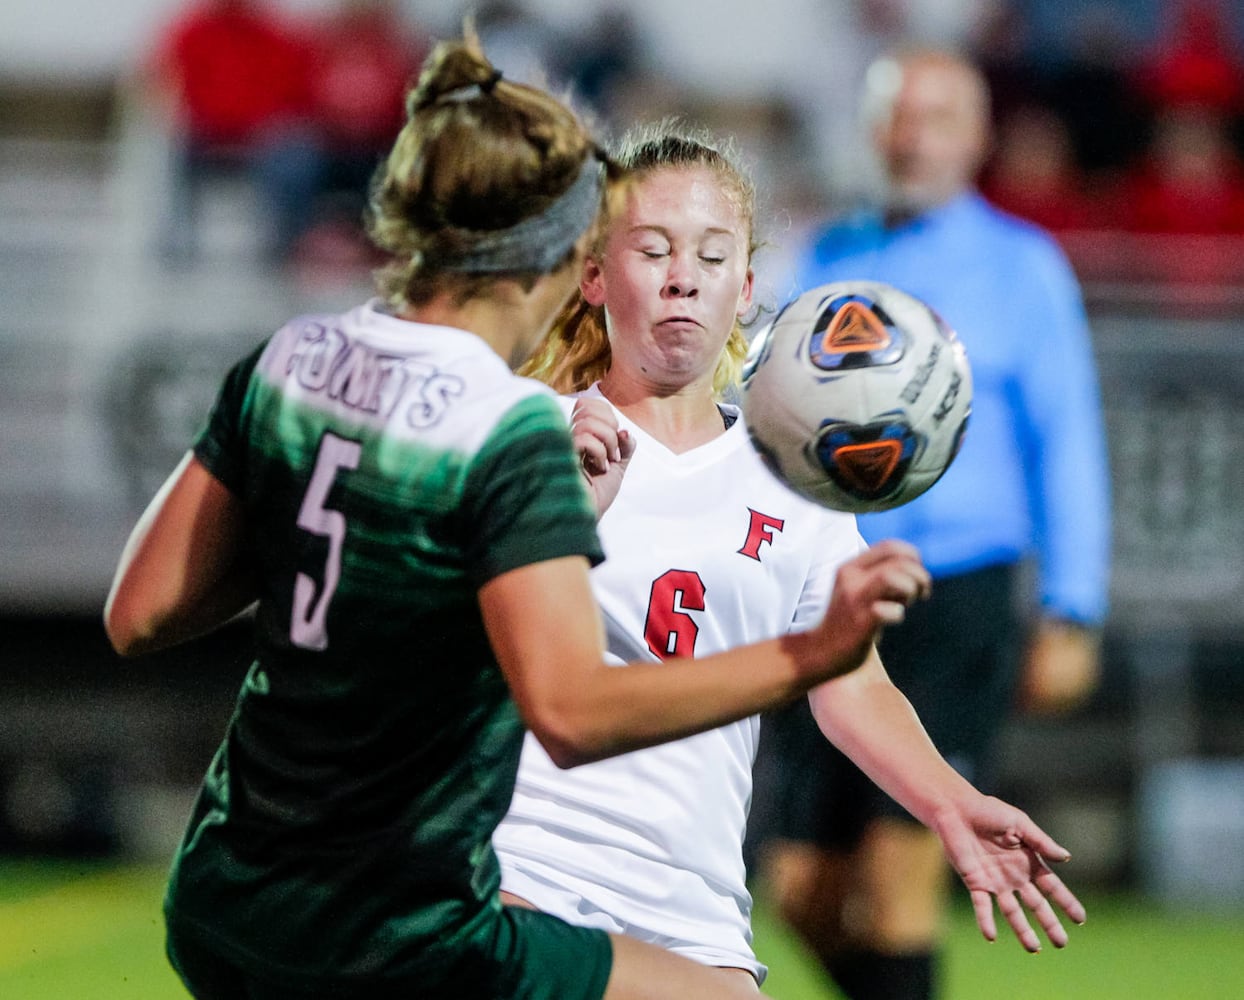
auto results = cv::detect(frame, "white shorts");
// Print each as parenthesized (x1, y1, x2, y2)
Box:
(499, 854, 767, 984)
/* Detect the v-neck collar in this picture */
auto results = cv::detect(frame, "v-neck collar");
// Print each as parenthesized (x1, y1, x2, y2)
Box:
(581, 382, 743, 469)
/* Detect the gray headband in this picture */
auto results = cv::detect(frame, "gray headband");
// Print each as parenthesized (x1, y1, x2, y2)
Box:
(439, 156, 603, 273)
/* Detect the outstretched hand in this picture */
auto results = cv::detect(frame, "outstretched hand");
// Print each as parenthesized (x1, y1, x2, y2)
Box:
(932, 794, 1087, 952)
(570, 397, 635, 517)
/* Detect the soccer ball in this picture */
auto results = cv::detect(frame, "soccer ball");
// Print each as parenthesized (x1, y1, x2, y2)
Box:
(741, 280, 971, 514)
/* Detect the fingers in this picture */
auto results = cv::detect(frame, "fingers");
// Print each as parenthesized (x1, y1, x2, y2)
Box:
(979, 891, 1070, 954)
(617, 427, 637, 461)
(1034, 863, 1088, 926)
(994, 887, 1042, 953)
(817, 540, 932, 677)
(877, 559, 932, 604)
(974, 863, 1085, 953)
(849, 550, 931, 622)
(575, 430, 611, 474)
(578, 434, 632, 475)
(970, 888, 997, 943)
(870, 600, 909, 625)
(956, 808, 1087, 953)
(1018, 819, 1086, 926)
(1015, 816, 1072, 863)
(827, 542, 932, 640)
(853, 537, 923, 568)
(1018, 880, 1069, 948)
(865, 543, 932, 601)
(570, 399, 628, 474)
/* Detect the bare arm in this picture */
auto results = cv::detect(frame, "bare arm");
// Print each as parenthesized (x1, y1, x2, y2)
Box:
(479, 539, 930, 768)
(104, 452, 257, 656)
(808, 658, 1086, 950)
(807, 655, 977, 828)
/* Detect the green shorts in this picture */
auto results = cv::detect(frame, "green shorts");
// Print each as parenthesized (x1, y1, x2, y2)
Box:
(487, 905, 614, 1000)
(167, 904, 613, 1000)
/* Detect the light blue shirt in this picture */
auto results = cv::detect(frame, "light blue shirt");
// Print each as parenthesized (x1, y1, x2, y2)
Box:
(795, 191, 1111, 625)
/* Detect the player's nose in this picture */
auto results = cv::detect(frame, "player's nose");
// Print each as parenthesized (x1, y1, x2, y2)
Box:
(664, 252, 699, 297)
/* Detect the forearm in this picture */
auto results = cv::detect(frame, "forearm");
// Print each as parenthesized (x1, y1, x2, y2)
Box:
(105, 453, 253, 656)
(484, 540, 929, 768)
(557, 629, 847, 764)
(807, 660, 978, 828)
(511, 625, 859, 767)
(107, 567, 256, 656)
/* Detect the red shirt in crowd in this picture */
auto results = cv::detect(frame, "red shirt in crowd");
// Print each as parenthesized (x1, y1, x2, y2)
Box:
(307, 4, 425, 154)
(152, 0, 314, 147)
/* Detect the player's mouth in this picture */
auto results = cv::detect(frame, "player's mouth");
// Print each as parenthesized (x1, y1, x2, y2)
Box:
(658, 315, 702, 330)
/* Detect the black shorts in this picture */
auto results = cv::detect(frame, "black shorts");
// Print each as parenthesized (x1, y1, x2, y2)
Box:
(748, 563, 1023, 854)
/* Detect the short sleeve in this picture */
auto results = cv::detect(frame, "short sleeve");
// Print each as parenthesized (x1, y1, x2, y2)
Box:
(791, 511, 869, 633)
(461, 393, 604, 585)
(192, 341, 266, 494)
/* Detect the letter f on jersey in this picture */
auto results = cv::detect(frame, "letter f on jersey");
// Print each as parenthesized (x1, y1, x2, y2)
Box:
(737, 508, 785, 561)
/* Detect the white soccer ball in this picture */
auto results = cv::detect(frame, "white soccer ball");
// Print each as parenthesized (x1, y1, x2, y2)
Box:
(741, 280, 972, 514)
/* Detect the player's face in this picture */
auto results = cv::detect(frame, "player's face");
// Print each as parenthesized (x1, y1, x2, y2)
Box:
(873, 58, 988, 213)
(583, 165, 753, 390)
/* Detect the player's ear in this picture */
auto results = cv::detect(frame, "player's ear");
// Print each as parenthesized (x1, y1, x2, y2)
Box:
(736, 267, 755, 318)
(581, 256, 606, 306)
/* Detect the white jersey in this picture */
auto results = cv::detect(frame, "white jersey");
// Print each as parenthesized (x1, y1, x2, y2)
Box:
(493, 384, 865, 980)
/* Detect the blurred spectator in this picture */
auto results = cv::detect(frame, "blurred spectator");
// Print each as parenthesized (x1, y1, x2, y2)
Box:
(298, 0, 427, 266)
(980, 104, 1105, 231)
(1015, 0, 1162, 71)
(1120, 104, 1244, 234)
(560, 5, 644, 121)
(143, 0, 321, 266)
(474, 0, 569, 89)
(1043, 3, 1150, 177)
(783, 0, 920, 209)
(1122, 0, 1244, 237)
(1134, 0, 1244, 115)
(970, 0, 1047, 127)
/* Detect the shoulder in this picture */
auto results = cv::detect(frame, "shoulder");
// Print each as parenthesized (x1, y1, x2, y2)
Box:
(967, 194, 1074, 268)
(950, 195, 1083, 303)
(473, 376, 573, 465)
(497, 379, 567, 427)
(268, 301, 566, 448)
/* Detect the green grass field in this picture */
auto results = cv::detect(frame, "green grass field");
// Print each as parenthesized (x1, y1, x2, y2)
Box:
(2, 857, 1242, 998)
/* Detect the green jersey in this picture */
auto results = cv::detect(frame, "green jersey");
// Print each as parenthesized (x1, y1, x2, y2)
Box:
(166, 300, 605, 991)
